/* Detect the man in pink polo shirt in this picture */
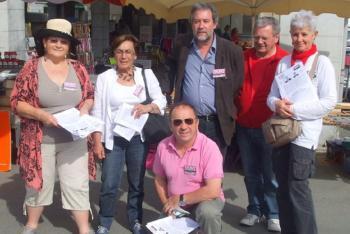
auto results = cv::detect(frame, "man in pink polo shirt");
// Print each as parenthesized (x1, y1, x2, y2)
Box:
(153, 103, 225, 234)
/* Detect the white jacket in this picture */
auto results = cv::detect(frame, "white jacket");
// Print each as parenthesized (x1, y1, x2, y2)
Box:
(267, 53, 337, 149)
(92, 67, 167, 150)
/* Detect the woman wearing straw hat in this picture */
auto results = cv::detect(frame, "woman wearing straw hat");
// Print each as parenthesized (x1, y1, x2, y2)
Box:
(11, 19, 95, 234)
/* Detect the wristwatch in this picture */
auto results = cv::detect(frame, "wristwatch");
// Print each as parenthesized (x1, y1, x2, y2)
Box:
(179, 194, 186, 207)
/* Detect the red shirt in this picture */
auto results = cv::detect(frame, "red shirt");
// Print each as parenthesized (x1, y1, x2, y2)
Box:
(235, 46, 288, 128)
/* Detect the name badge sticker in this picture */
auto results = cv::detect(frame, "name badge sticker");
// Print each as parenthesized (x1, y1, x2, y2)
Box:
(183, 165, 197, 175)
(133, 85, 144, 97)
(63, 82, 78, 91)
(212, 68, 226, 78)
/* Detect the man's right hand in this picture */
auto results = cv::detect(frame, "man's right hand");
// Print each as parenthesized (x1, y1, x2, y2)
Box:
(163, 195, 180, 216)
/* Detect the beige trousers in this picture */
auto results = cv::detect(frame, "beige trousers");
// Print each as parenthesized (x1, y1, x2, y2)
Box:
(25, 139, 90, 211)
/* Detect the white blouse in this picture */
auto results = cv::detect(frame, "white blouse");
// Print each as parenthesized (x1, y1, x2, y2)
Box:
(267, 53, 337, 149)
(92, 67, 167, 150)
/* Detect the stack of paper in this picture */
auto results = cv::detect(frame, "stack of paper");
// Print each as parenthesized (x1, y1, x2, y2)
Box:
(146, 216, 199, 234)
(275, 63, 318, 103)
(113, 103, 149, 141)
(53, 108, 104, 140)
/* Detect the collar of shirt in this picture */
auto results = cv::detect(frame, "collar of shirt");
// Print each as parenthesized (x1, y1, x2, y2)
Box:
(167, 132, 203, 154)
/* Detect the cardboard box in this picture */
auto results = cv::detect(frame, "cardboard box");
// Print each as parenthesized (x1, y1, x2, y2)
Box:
(3, 79, 15, 89)
(0, 96, 10, 106)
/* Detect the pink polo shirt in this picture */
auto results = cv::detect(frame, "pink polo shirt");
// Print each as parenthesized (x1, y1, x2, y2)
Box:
(153, 132, 225, 201)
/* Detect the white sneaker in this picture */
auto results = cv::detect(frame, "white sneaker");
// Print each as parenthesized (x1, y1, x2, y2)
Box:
(22, 226, 37, 234)
(240, 214, 260, 226)
(267, 219, 281, 232)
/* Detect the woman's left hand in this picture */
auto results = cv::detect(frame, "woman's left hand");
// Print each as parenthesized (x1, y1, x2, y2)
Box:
(79, 107, 89, 116)
(132, 104, 152, 119)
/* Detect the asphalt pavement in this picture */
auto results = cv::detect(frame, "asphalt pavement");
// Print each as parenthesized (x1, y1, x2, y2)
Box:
(0, 153, 349, 234)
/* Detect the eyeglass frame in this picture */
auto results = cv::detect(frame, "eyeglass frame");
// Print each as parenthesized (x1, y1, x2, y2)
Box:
(171, 118, 197, 127)
(114, 48, 135, 56)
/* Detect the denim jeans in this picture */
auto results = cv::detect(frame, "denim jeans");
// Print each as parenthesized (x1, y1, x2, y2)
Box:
(98, 135, 147, 230)
(199, 118, 227, 157)
(272, 143, 317, 234)
(236, 124, 279, 219)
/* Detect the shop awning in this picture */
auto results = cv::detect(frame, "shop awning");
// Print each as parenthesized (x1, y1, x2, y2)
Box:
(82, 0, 125, 5)
(21, 0, 124, 4)
(23, 0, 83, 3)
(123, 0, 350, 22)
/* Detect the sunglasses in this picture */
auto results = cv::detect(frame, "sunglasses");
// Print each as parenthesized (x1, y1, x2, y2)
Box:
(172, 118, 195, 126)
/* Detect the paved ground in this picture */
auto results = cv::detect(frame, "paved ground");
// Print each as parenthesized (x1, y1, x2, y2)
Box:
(0, 153, 350, 234)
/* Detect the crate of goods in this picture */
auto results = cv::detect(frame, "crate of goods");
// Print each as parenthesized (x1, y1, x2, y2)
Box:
(0, 79, 15, 107)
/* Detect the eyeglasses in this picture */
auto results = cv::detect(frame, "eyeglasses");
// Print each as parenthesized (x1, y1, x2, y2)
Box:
(115, 49, 135, 56)
(47, 37, 69, 45)
(172, 118, 195, 126)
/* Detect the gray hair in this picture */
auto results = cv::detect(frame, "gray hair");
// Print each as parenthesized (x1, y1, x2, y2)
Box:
(290, 10, 317, 32)
(190, 2, 219, 23)
(255, 17, 280, 35)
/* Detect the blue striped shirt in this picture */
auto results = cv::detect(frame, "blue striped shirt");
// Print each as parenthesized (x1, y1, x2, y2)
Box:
(182, 36, 217, 115)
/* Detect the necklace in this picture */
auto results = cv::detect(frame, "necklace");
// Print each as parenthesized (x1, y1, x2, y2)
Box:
(117, 66, 135, 82)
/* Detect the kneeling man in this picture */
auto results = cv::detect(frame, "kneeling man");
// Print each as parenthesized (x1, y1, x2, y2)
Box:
(153, 103, 225, 234)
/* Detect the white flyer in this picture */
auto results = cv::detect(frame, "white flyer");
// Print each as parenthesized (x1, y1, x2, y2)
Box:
(53, 108, 104, 140)
(275, 62, 318, 103)
(146, 216, 199, 234)
(114, 103, 149, 133)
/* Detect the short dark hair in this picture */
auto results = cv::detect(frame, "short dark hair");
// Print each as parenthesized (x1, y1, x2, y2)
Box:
(190, 2, 219, 23)
(110, 34, 139, 55)
(169, 102, 198, 120)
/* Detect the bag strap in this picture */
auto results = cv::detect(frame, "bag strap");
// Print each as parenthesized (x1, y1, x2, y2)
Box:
(308, 53, 319, 80)
(141, 68, 152, 103)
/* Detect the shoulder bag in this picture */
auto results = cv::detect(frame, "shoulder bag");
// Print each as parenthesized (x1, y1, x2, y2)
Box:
(141, 68, 171, 144)
(262, 54, 319, 148)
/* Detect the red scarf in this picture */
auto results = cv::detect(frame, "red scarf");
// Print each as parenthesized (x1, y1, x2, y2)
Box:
(291, 44, 317, 65)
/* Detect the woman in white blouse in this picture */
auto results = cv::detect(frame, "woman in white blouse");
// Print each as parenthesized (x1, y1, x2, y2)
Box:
(92, 34, 166, 234)
(267, 10, 337, 234)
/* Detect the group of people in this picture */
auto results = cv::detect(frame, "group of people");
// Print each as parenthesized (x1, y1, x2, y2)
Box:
(10, 2, 337, 234)
(222, 25, 240, 45)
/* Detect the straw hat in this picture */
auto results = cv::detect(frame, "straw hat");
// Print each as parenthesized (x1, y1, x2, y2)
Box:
(34, 18, 80, 46)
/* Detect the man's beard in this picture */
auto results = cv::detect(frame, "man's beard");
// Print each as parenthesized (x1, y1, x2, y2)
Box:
(194, 31, 212, 43)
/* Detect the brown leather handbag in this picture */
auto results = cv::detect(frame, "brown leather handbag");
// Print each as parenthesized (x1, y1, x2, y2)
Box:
(262, 116, 301, 147)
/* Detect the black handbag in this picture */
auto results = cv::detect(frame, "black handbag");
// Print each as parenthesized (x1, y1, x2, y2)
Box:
(141, 68, 171, 144)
